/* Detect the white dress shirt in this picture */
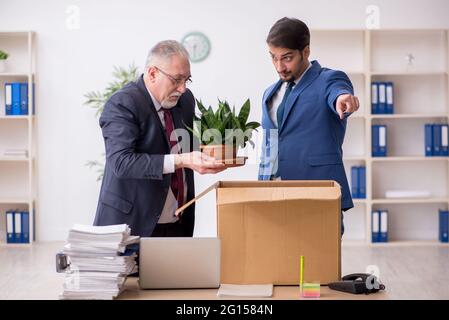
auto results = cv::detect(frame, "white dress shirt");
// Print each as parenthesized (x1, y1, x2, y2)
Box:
(268, 62, 312, 127)
(147, 88, 187, 224)
(269, 62, 312, 180)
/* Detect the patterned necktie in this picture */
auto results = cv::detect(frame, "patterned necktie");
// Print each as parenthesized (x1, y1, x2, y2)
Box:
(163, 109, 185, 210)
(276, 81, 295, 128)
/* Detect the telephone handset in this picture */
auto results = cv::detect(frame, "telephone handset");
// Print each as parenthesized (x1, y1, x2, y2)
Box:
(329, 273, 386, 294)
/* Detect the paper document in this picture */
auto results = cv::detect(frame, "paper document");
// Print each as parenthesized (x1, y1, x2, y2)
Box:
(217, 284, 273, 297)
(385, 190, 431, 198)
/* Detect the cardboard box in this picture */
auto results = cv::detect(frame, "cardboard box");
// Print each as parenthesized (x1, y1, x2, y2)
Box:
(177, 180, 341, 285)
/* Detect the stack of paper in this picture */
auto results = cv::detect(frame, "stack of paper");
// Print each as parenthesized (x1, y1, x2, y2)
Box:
(385, 190, 431, 198)
(217, 284, 273, 297)
(3, 149, 28, 157)
(60, 224, 140, 300)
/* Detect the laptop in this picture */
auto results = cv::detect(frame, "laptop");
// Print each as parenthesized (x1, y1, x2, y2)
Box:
(139, 237, 220, 289)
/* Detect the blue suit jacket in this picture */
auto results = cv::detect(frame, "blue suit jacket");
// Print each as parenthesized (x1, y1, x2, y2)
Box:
(93, 75, 196, 236)
(258, 60, 354, 211)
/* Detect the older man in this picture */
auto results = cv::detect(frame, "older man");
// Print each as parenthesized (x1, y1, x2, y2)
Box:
(94, 40, 225, 238)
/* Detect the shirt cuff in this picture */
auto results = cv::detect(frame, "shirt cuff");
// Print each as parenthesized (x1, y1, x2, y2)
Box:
(163, 154, 175, 174)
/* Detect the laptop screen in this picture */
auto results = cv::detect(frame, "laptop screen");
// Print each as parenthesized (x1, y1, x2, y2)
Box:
(138, 237, 220, 289)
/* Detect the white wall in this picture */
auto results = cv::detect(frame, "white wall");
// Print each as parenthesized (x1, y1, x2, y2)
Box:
(1, 0, 449, 241)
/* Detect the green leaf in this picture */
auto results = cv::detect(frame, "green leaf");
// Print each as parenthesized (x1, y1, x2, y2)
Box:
(222, 100, 231, 114)
(84, 63, 139, 118)
(245, 121, 261, 130)
(196, 99, 208, 114)
(238, 98, 251, 127)
(232, 116, 242, 131)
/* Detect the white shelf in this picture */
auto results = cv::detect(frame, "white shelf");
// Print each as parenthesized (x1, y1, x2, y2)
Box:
(369, 240, 449, 247)
(0, 31, 36, 245)
(0, 31, 33, 36)
(0, 242, 33, 247)
(0, 73, 31, 78)
(371, 156, 448, 162)
(344, 240, 449, 247)
(349, 114, 365, 119)
(346, 71, 366, 76)
(344, 156, 366, 161)
(0, 157, 30, 162)
(0, 115, 31, 120)
(370, 114, 448, 119)
(372, 198, 448, 204)
(0, 198, 31, 204)
(371, 71, 447, 76)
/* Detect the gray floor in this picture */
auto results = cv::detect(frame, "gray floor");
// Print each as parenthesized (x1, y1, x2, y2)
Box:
(0, 242, 448, 299)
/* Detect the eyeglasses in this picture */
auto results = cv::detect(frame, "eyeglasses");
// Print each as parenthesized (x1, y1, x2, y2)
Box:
(155, 66, 192, 87)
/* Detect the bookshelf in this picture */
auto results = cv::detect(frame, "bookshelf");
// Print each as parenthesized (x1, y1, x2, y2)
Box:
(0, 31, 36, 245)
(311, 29, 449, 245)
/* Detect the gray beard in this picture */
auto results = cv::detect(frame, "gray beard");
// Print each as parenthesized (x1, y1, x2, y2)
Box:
(161, 98, 179, 109)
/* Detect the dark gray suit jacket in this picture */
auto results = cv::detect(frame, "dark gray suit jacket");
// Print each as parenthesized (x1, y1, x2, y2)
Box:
(93, 75, 196, 237)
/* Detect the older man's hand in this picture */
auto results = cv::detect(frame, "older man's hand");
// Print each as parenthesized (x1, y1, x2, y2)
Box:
(336, 94, 360, 120)
(175, 151, 226, 174)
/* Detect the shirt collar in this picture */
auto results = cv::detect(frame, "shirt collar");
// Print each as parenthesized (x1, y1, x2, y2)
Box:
(292, 61, 312, 86)
(146, 85, 163, 112)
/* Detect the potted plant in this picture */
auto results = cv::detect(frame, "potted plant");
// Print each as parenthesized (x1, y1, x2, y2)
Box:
(0, 50, 9, 73)
(187, 98, 260, 163)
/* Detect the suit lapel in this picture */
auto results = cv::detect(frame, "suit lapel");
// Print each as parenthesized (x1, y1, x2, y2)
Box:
(136, 75, 170, 147)
(279, 61, 322, 133)
(263, 80, 283, 128)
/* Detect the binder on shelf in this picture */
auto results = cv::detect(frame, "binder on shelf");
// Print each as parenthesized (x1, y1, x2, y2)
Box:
(441, 124, 448, 156)
(21, 211, 30, 243)
(351, 166, 359, 198)
(14, 212, 22, 243)
(372, 125, 387, 157)
(11, 83, 21, 115)
(378, 125, 387, 156)
(6, 210, 15, 243)
(425, 124, 434, 156)
(371, 211, 380, 243)
(20, 83, 28, 115)
(378, 82, 386, 114)
(386, 82, 394, 114)
(359, 166, 366, 199)
(32, 83, 35, 115)
(439, 210, 449, 243)
(380, 210, 389, 243)
(433, 124, 442, 156)
(371, 82, 379, 114)
(372, 125, 379, 156)
(5, 83, 12, 115)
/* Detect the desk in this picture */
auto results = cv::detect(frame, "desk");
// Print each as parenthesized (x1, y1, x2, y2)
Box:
(119, 278, 388, 300)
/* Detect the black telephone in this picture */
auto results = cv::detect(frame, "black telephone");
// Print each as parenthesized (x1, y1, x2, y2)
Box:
(328, 273, 386, 295)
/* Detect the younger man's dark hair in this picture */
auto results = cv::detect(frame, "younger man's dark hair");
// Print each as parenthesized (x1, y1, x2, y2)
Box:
(266, 17, 310, 51)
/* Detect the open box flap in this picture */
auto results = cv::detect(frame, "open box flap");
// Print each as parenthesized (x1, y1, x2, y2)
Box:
(176, 180, 341, 216)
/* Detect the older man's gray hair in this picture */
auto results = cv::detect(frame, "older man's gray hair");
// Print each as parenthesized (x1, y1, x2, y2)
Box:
(145, 40, 189, 68)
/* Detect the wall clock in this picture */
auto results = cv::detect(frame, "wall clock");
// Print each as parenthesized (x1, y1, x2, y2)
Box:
(181, 32, 211, 63)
